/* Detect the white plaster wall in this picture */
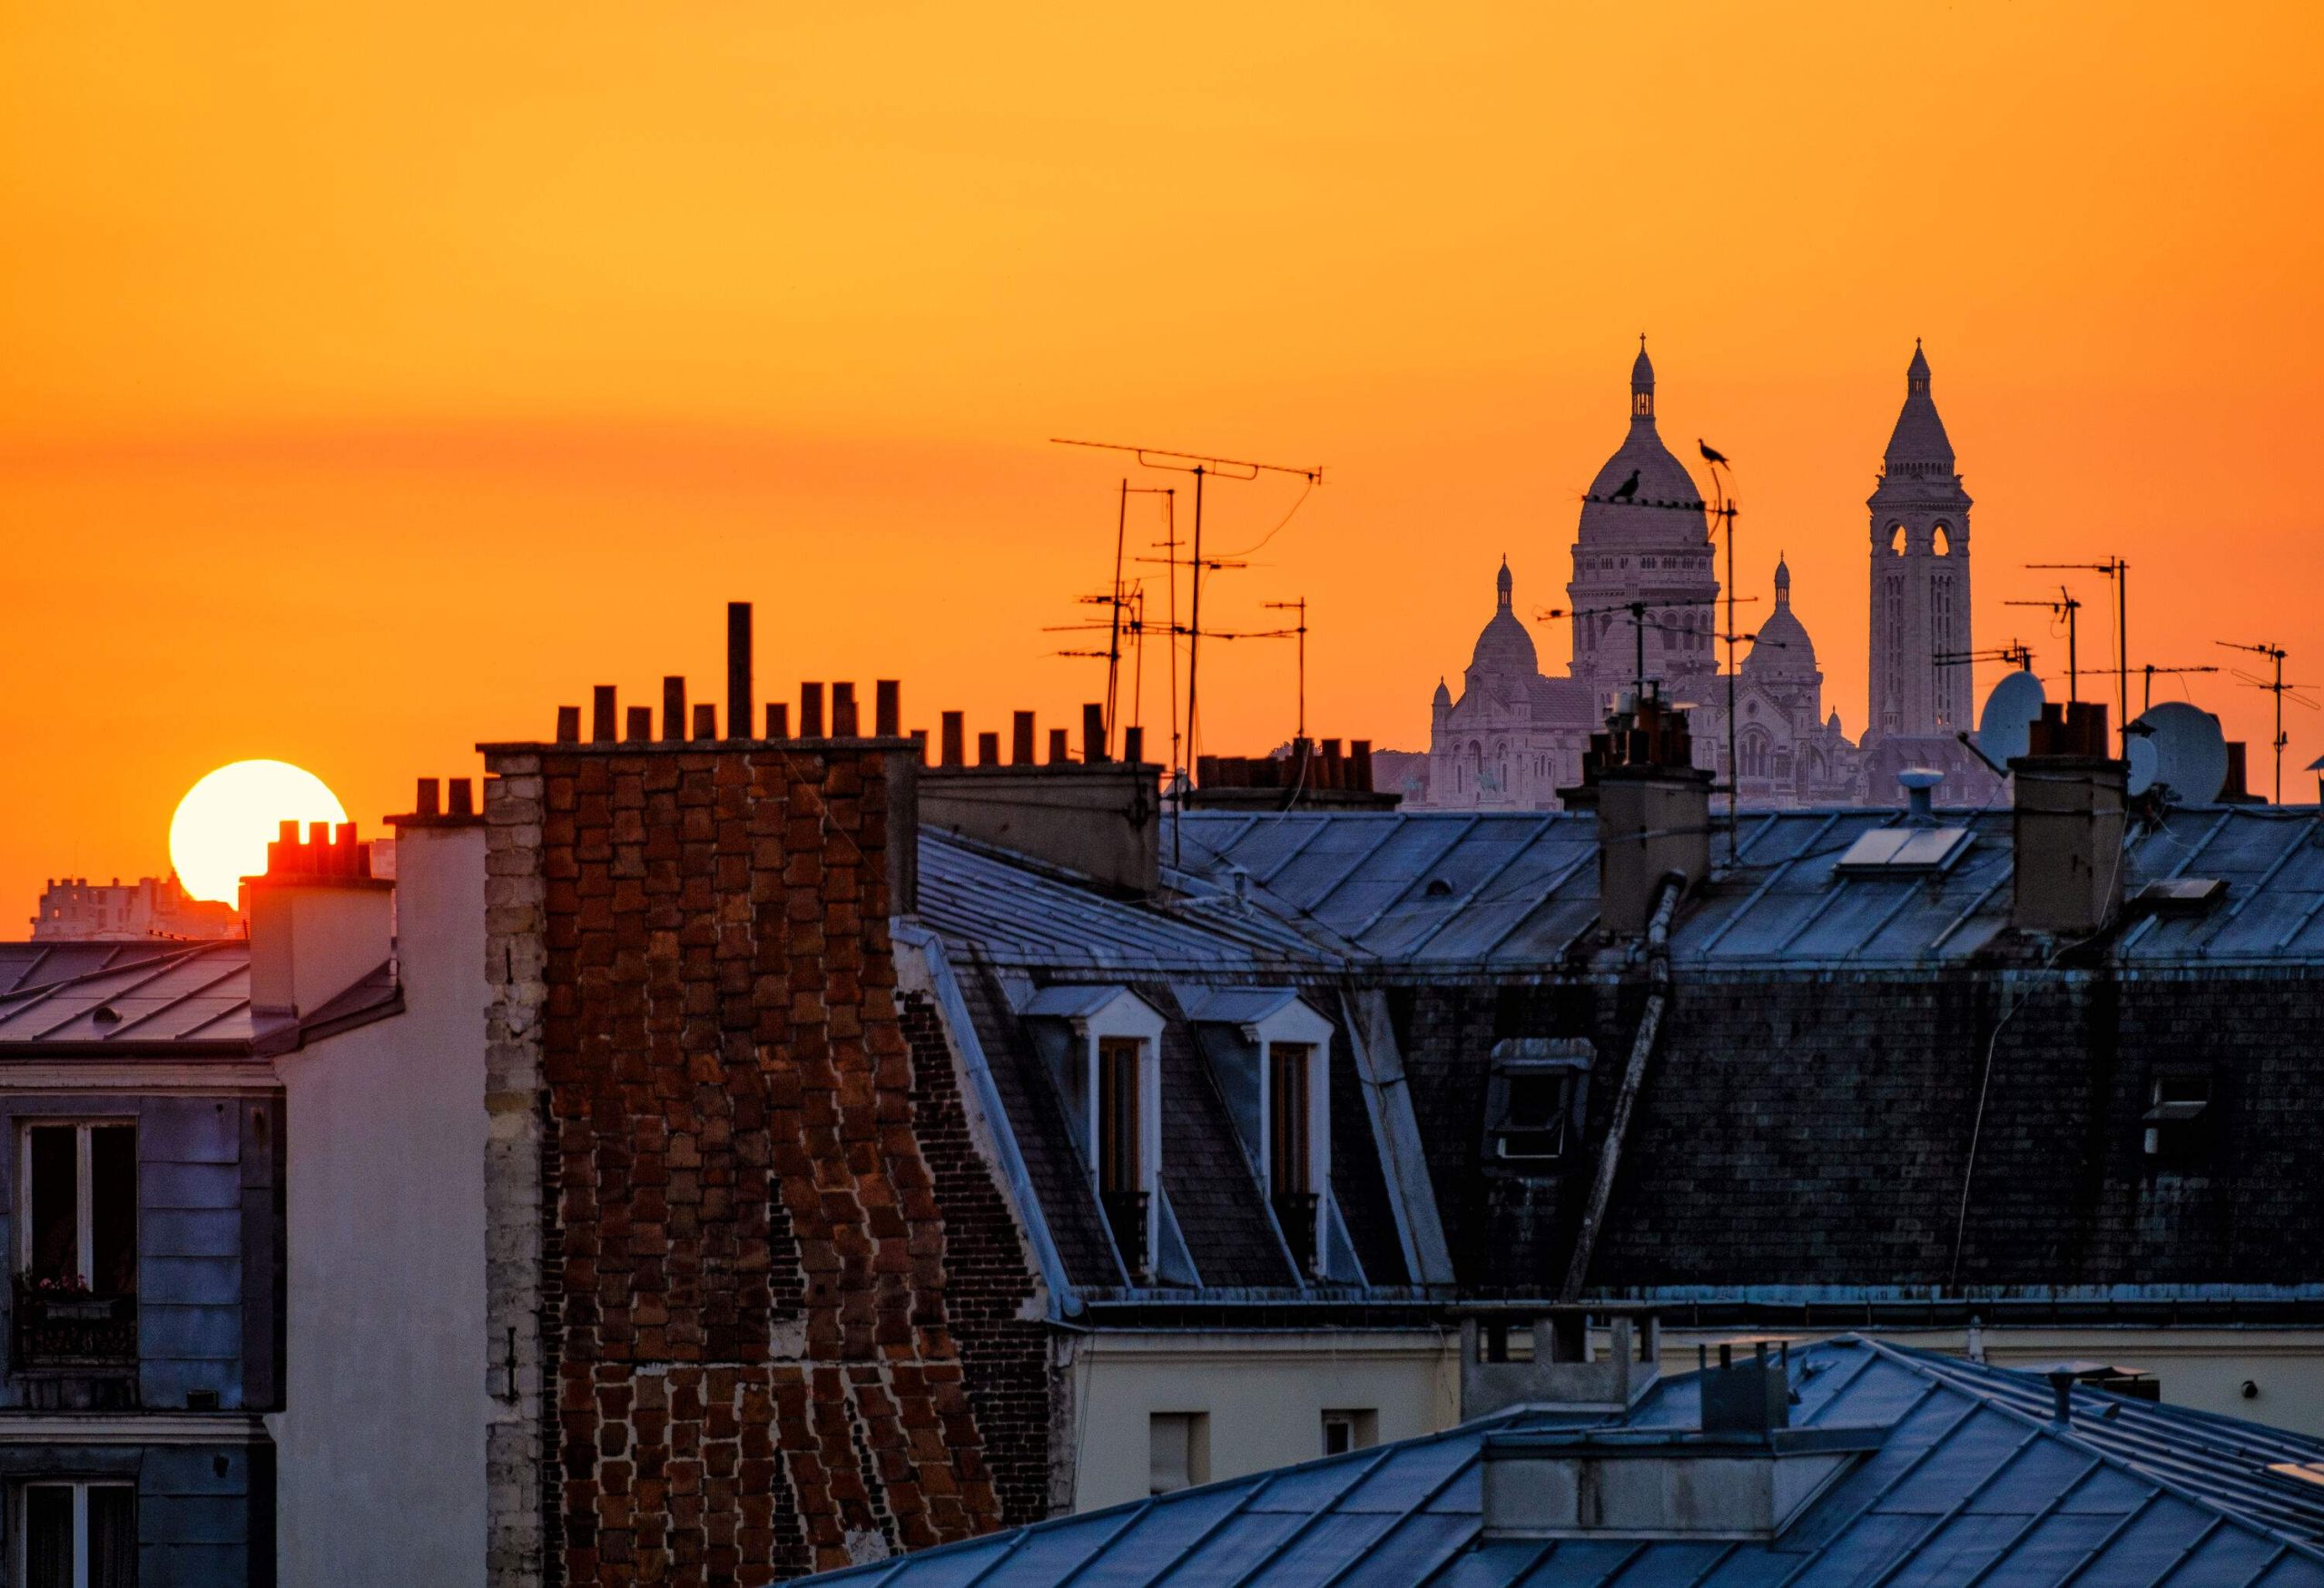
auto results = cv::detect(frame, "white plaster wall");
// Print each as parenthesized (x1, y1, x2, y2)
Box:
(266, 822, 489, 1587)
(1066, 1331, 1459, 1512)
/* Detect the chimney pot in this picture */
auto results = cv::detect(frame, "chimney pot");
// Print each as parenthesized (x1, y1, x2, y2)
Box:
(911, 727, 929, 762)
(800, 683, 825, 739)
(592, 686, 617, 744)
(876, 680, 901, 738)
(1124, 725, 1145, 763)
(978, 731, 1000, 767)
(691, 703, 717, 740)
(663, 676, 687, 743)
(556, 705, 581, 745)
(416, 778, 441, 817)
(832, 682, 859, 737)
(1083, 703, 1106, 764)
(448, 778, 475, 817)
(764, 702, 789, 740)
(727, 602, 753, 743)
(940, 712, 965, 767)
(1012, 711, 1036, 765)
(1049, 727, 1069, 764)
(625, 705, 653, 744)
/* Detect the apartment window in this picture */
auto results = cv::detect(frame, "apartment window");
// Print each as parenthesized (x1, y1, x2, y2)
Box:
(15, 1124, 137, 1368)
(1148, 1413, 1209, 1495)
(1321, 1409, 1378, 1457)
(1097, 1037, 1149, 1273)
(22, 1124, 135, 1296)
(1268, 1043, 1318, 1272)
(16, 1481, 135, 1587)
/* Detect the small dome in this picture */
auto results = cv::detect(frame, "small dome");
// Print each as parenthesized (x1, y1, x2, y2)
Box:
(1468, 562, 1539, 677)
(1631, 340, 1654, 395)
(1743, 554, 1818, 680)
(1433, 676, 1452, 708)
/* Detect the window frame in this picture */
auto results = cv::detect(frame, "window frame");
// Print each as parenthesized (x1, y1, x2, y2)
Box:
(13, 1478, 137, 1588)
(15, 1119, 138, 1295)
(1073, 993, 1166, 1277)
(1484, 1039, 1594, 1172)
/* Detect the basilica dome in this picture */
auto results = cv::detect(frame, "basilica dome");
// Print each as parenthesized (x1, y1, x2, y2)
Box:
(1578, 341, 1709, 546)
(1468, 558, 1539, 677)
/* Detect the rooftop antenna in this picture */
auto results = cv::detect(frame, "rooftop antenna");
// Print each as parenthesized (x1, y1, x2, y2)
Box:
(1699, 441, 1742, 862)
(2005, 587, 2083, 706)
(1263, 597, 1309, 742)
(1054, 439, 1323, 859)
(2029, 559, 2127, 753)
(2216, 640, 2318, 803)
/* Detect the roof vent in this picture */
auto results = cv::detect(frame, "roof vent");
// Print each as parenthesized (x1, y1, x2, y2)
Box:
(1897, 767, 1943, 824)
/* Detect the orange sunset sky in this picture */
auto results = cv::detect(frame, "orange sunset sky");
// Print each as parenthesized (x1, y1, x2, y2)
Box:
(3, 3, 2320, 912)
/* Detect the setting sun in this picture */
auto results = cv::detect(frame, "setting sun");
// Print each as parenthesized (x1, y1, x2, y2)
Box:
(167, 760, 347, 902)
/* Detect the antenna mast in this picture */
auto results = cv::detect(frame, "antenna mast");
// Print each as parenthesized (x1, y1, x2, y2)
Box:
(2006, 587, 2083, 707)
(1264, 597, 1309, 741)
(1053, 438, 1323, 853)
(2216, 640, 2318, 803)
(2029, 559, 2126, 753)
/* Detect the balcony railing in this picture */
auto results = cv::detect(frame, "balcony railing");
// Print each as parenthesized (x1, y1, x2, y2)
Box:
(1100, 1189, 1150, 1280)
(13, 1280, 137, 1369)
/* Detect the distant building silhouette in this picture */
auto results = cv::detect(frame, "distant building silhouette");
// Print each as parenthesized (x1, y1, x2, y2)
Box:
(1416, 342, 1996, 810)
(30, 873, 239, 941)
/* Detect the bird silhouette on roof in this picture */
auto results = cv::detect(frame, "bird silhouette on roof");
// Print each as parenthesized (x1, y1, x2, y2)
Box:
(1699, 439, 1730, 467)
(1609, 469, 1640, 503)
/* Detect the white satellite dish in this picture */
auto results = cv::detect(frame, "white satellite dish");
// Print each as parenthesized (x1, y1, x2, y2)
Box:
(2128, 701, 2230, 804)
(1977, 670, 2047, 766)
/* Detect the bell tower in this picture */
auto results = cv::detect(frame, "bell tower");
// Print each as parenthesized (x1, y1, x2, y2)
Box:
(1866, 341, 1974, 740)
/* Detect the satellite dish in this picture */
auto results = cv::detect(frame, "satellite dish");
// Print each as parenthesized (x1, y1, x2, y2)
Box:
(2126, 736, 2160, 796)
(2129, 701, 2230, 804)
(1977, 670, 2047, 766)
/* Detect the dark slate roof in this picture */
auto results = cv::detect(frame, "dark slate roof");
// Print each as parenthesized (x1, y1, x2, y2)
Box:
(793, 1338, 2324, 1588)
(1168, 805, 2324, 970)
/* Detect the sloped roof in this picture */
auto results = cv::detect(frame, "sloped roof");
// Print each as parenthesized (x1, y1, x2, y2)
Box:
(793, 1337, 2324, 1588)
(1167, 804, 2324, 970)
(0, 941, 254, 1050)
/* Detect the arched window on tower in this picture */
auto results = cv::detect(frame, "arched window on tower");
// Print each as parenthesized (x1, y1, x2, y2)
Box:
(1932, 523, 1953, 556)
(1889, 523, 1907, 557)
(1740, 730, 1771, 779)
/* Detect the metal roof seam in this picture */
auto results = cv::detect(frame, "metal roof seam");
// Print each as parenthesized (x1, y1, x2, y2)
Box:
(2118, 811, 2237, 954)
(1945, 1457, 2107, 1588)
(1691, 813, 1842, 956)
(1341, 815, 1485, 942)
(1861, 1342, 2324, 1563)
(18, 946, 226, 1041)
(2191, 821, 2314, 953)
(1302, 815, 1413, 914)
(1256, 820, 1332, 886)
(99, 960, 250, 1040)
(1395, 823, 1572, 959)
(1855, 1426, 2047, 1588)
(1473, 848, 1601, 965)
(1301, 1448, 1485, 1588)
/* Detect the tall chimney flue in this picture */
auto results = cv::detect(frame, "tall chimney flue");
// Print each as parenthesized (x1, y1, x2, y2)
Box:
(726, 602, 753, 743)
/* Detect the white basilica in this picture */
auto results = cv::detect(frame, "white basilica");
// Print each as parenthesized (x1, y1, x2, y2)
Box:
(1415, 341, 1996, 811)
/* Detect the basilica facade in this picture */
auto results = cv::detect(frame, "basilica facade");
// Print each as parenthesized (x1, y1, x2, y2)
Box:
(1416, 341, 1996, 812)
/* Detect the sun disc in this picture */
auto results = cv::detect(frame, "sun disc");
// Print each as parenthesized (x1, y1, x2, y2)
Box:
(168, 761, 348, 903)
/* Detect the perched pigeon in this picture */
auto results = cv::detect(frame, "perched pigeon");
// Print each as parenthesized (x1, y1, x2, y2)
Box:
(1699, 439, 1729, 467)
(1609, 469, 1640, 503)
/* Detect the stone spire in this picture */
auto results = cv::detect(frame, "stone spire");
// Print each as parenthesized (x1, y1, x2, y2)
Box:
(1497, 555, 1512, 609)
(1884, 339, 1956, 477)
(1630, 334, 1654, 421)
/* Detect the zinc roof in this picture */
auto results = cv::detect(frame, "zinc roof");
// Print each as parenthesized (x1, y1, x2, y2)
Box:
(794, 1337, 2324, 1588)
(0, 941, 255, 1050)
(1167, 805, 2324, 971)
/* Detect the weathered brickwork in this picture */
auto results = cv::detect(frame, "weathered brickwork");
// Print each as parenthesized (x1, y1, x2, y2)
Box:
(485, 739, 1049, 1587)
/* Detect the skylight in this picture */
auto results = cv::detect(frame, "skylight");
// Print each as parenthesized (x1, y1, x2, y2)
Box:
(1835, 827, 1974, 873)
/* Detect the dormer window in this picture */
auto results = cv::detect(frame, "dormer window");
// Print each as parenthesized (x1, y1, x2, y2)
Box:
(1180, 988, 1335, 1277)
(1024, 985, 1166, 1281)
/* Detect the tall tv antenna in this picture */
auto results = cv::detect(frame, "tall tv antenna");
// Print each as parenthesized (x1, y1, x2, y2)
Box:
(1699, 442, 1743, 861)
(2028, 558, 2127, 752)
(1053, 439, 1323, 841)
(2216, 640, 2318, 803)
(1263, 597, 1309, 741)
